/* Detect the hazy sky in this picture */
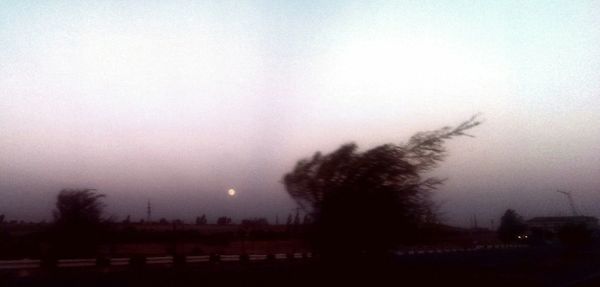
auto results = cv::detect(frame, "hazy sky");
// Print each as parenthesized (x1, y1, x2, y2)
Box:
(2, 1, 600, 227)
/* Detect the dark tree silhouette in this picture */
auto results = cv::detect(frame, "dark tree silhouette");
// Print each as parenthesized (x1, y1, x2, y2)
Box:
(497, 209, 527, 243)
(52, 188, 108, 256)
(283, 116, 481, 256)
(54, 189, 107, 230)
(196, 214, 207, 225)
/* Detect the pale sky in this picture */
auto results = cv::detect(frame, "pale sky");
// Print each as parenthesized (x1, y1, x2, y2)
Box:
(1, 1, 600, 227)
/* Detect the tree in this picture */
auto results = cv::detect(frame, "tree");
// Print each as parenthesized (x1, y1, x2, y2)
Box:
(196, 214, 207, 225)
(52, 188, 108, 256)
(282, 116, 480, 256)
(53, 189, 107, 231)
(497, 209, 527, 243)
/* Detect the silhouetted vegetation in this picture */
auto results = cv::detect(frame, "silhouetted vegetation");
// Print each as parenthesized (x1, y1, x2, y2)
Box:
(283, 116, 481, 257)
(51, 188, 110, 257)
(53, 189, 107, 229)
(217, 216, 232, 225)
(497, 209, 527, 243)
(196, 214, 207, 225)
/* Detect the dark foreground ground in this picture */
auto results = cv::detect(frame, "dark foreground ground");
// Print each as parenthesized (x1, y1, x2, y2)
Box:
(3, 246, 600, 287)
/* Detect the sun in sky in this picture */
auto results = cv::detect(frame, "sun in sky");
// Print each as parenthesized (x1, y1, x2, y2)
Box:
(228, 188, 236, 197)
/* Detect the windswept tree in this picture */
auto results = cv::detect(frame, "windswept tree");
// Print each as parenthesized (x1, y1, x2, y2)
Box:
(283, 116, 481, 256)
(54, 189, 107, 230)
(52, 188, 108, 256)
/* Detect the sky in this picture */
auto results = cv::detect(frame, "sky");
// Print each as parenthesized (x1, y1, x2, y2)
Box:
(1, 1, 600, 227)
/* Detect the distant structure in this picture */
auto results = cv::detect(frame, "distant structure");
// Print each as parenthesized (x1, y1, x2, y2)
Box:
(147, 200, 152, 222)
(527, 216, 598, 233)
(525, 191, 597, 237)
(556, 190, 579, 216)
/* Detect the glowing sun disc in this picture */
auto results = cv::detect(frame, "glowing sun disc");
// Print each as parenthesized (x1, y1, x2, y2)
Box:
(228, 188, 236, 196)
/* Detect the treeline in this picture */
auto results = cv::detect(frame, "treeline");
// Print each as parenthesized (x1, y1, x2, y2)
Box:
(0, 189, 310, 259)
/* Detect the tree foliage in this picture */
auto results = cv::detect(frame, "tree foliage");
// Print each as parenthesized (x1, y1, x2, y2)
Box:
(497, 209, 527, 243)
(283, 116, 481, 255)
(53, 189, 107, 230)
(52, 188, 108, 256)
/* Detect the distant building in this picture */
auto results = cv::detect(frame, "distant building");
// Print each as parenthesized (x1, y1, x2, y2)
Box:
(526, 216, 599, 233)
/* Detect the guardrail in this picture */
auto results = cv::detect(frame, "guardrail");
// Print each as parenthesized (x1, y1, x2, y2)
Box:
(0, 259, 41, 270)
(395, 244, 528, 256)
(0, 252, 313, 271)
(0, 244, 527, 271)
